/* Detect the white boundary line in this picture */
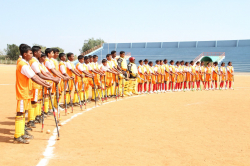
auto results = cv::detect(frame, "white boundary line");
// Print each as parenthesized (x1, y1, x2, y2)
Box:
(36, 95, 142, 166)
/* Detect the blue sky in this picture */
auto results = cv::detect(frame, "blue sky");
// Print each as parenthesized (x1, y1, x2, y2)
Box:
(0, 0, 249, 54)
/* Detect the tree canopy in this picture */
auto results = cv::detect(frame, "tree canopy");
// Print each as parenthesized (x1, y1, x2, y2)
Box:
(6, 44, 19, 60)
(79, 38, 105, 53)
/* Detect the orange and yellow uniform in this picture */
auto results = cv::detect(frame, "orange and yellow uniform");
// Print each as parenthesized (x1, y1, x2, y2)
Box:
(66, 60, 76, 91)
(44, 58, 56, 93)
(220, 66, 226, 81)
(227, 66, 234, 81)
(200, 66, 205, 81)
(163, 63, 170, 82)
(169, 65, 176, 82)
(106, 60, 115, 87)
(15, 58, 35, 139)
(176, 66, 182, 83)
(190, 65, 196, 82)
(212, 66, 219, 81)
(195, 66, 200, 81)
(138, 65, 145, 83)
(143, 64, 151, 81)
(205, 66, 213, 82)
(150, 66, 156, 84)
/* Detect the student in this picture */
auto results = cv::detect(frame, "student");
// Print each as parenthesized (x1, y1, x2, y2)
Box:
(149, 61, 156, 93)
(111, 51, 123, 97)
(200, 61, 205, 90)
(138, 60, 145, 94)
(195, 61, 201, 90)
(226, 61, 234, 89)
(212, 62, 219, 90)
(14, 44, 51, 144)
(219, 62, 226, 89)
(143, 59, 151, 93)
(106, 54, 119, 97)
(179, 61, 185, 90)
(66, 53, 82, 105)
(127, 57, 139, 95)
(17, 44, 28, 64)
(205, 62, 213, 90)
(190, 61, 196, 90)
(183, 62, 190, 91)
(163, 59, 170, 92)
(159, 60, 166, 92)
(117, 51, 129, 96)
(175, 61, 181, 91)
(169, 60, 177, 91)
(83, 56, 95, 101)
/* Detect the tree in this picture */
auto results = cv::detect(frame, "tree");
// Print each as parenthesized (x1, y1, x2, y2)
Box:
(79, 38, 105, 53)
(33, 43, 47, 52)
(6, 44, 20, 60)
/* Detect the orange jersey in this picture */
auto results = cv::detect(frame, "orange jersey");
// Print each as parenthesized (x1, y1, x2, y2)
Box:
(16, 60, 34, 100)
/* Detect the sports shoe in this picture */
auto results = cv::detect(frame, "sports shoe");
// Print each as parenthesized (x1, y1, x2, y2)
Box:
(22, 134, 34, 140)
(13, 137, 30, 144)
(150, 91, 153, 94)
(34, 116, 41, 124)
(27, 121, 36, 128)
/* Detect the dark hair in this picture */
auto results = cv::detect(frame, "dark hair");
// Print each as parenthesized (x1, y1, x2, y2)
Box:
(180, 60, 184, 63)
(93, 55, 98, 58)
(163, 59, 167, 62)
(155, 60, 159, 63)
(102, 59, 107, 63)
(59, 53, 65, 59)
(52, 48, 59, 53)
(160, 60, 163, 62)
(20, 45, 32, 56)
(88, 55, 93, 59)
(111, 50, 116, 55)
(41, 52, 46, 58)
(84, 56, 89, 60)
(185, 62, 189, 65)
(148, 61, 153, 65)
(207, 62, 210, 65)
(78, 55, 84, 60)
(190, 61, 193, 64)
(144, 59, 148, 62)
(120, 51, 125, 54)
(67, 52, 74, 58)
(170, 60, 174, 63)
(221, 62, 225, 66)
(45, 48, 53, 56)
(228, 61, 231, 65)
(214, 62, 218, 65)
(201, 61, 204, 63)
(176, 61, 180, 64)
(32, 46, 41, 54)
(106, 54, 111, 58)
(196, 61, 200, 64)
(139, 60, 143, 63)
(19, 44, 28, 53)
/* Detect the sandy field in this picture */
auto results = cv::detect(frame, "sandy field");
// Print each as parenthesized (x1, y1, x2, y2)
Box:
(0, 65, 250, 166)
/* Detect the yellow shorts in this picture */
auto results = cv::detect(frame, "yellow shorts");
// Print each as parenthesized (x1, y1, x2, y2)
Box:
(16, 99, 31, 113)
(31, 89, 42, 102)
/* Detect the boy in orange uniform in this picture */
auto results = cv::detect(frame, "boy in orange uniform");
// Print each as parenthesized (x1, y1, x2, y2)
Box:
(106, 54, 119, 96)
(190, 61, 196, 90)
(205, 62, 213, 90)
(14, 44, 51, 144)
(219, 62, 226, 89)
(159, 60, 166, 92)
(226, 61, 234, 90)
(200, 61, 205, 89)
(138, 60, 145, 94)
(154, 60, 161, 93)
(148, 61, 156, 93)
(195, 61, 201, 90)
(143, 59, 151, 93)
(163, 59, 170, 92)
(169, 60, 177, 92)
(212, 62, 219, 90)
(66, 53, 82, 105)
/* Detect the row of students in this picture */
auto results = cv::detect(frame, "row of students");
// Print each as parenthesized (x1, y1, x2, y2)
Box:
(136, 59, 234, 93)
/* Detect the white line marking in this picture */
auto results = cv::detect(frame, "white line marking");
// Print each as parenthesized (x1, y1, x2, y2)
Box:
(0, 84, 14, 85)
(36, 95, 141, 166)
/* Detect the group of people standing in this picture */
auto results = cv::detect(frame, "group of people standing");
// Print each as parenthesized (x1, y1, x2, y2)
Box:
(14, 43, 234, 144)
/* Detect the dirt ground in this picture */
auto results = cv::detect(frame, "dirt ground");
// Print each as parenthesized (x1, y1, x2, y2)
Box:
(0, 65, 250, 166)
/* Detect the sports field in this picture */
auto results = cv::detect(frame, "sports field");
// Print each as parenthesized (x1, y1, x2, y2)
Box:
(0, 65, 250, 166)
